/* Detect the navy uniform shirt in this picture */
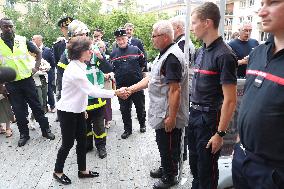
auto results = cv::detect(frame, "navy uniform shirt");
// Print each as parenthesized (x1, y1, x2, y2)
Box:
(110, 44, 145, 87)
(238, 36, 284, 166)
(191, 37, 237, 108)
(53, 39, 66, 65)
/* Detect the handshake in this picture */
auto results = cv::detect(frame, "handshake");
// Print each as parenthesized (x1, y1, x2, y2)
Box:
(115, 87, 134, 100)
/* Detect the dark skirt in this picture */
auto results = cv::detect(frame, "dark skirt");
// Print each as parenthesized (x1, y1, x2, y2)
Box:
(104, 98, 112, 122)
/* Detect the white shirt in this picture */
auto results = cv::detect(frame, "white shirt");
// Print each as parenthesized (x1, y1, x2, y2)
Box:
(56, 60, 115, 113)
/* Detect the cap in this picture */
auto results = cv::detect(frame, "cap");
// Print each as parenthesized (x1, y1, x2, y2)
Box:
(114, 28, 127, 37)
(57, 17, 74, 28)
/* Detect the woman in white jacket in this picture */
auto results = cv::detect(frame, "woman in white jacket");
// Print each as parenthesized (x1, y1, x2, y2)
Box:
(53, 36, 123, 185)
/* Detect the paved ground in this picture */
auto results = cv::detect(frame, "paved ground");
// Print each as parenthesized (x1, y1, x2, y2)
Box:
(0, 89, 194, 189)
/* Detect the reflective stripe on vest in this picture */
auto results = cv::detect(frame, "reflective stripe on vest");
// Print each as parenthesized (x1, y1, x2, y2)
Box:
(86, 131, 107, 139)
(57, 62, 67, 69)
(86, 98, 106, 110)
(0, 35, 32, 81)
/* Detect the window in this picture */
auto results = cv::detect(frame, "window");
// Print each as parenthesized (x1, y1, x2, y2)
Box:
(225, 18, 233, 26)
(260, 32, 269, 42)
(247, 16, 253, 22)
(240, 0, 246, 8)
(6, 0, 15, 8)
(239, 17, 244, 24)
(249, 0, 255, 6)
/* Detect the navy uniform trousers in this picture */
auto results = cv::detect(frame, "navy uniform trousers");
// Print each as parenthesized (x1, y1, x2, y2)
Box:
(188, 107, 221, 189)
(232, 142, 284, 189)
(156, 128, 182, 177)
(117, 90, 146, 133)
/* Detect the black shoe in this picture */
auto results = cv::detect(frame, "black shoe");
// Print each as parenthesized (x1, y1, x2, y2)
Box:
(150, 167, 163, 178)
(153, 176, 177, 189)
(78, 171, 99, 178)
(53, 173, 71, 185)
(42, 128, 55, 140)
(140, 127, 146, 133)
(121, 131, 132, 139)
(18, 134, 30, 147)
(98, 148, 107, 159)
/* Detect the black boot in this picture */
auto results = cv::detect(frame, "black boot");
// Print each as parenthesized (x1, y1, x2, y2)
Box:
(153, 175, 178, 189)
(18, 134, 30, 147)
(42, 128, 55, 140)
(121, 131, 132, 139)
(150, 167, 163, 178)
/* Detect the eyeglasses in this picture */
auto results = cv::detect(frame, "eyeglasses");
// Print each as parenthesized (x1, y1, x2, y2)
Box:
(151, 34, 164, 38)
(93, 35, 100, 38)
(242, 29, 252, 33)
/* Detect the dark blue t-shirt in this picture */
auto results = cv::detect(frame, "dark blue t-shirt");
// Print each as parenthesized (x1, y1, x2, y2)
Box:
(228, 38, 259, 78)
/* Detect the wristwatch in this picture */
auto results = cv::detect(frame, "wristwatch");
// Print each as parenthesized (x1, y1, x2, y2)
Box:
(216, 130, 226, 137)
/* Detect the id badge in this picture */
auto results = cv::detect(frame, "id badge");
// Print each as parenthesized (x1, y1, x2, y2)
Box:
(254, 75, 265, 88)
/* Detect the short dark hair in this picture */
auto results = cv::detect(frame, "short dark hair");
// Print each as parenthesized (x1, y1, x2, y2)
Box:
(94, 28, 104, 34)
(67, 36, 92, 60)
(192, 2, 220, 29)
(0, 18, 12, 26)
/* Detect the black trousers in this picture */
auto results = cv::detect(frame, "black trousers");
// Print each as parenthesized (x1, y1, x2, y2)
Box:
(232, 142, 284, 189)
(156, 128, 182, 177)
(5, 77, 49, 136)
(188, 108, 221, 189)
(54, 110, 87, 173)
(86, 107, 106, 150)
(118, 90, 146, 133)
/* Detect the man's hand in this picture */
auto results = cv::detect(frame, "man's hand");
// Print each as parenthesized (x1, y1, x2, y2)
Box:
(238, 56, 249, 65)
(32, 67, 39, 74)
(115, 87, 129, 99)
(206, 134, 224, 154)
(164, 116, 176, 133)
(93, 49, 103, 60)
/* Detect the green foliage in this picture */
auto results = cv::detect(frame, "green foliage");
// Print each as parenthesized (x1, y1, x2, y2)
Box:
(2, 0, 198, 61)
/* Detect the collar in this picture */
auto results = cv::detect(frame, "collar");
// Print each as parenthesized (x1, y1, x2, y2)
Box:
(175, 34, 185, 43)
(159, 43, 175, 57)
(73, 60, 87, 70)
(203, 36, 223, 51)
(39, 44, 44, 51)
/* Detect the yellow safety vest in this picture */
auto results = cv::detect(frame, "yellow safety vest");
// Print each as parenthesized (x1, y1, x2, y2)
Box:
(0, 35, 33, 81)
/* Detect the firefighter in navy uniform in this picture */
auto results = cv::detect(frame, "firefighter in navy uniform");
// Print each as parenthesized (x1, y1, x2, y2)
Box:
(53, 16, 73, 100)
(110, 28, 146, 139)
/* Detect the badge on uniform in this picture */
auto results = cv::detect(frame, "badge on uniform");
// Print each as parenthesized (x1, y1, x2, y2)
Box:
(254, 75, 265, 88)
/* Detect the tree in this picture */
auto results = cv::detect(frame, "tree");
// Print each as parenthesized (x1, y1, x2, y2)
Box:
(3, 0, 198, 61)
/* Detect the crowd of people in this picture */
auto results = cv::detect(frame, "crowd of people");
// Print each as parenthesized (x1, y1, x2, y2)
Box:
(0, 0, 284, 188)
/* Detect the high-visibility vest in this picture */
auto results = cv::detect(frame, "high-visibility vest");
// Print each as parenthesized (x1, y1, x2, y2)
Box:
(0, 35, 33, 81)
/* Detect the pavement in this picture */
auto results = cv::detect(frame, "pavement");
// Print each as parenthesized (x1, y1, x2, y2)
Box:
(0, 89, 194, 189)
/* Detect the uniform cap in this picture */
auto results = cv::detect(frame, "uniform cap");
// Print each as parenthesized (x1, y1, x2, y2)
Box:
(57, 17, 74, 28)
(114, 28, 127, 37)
